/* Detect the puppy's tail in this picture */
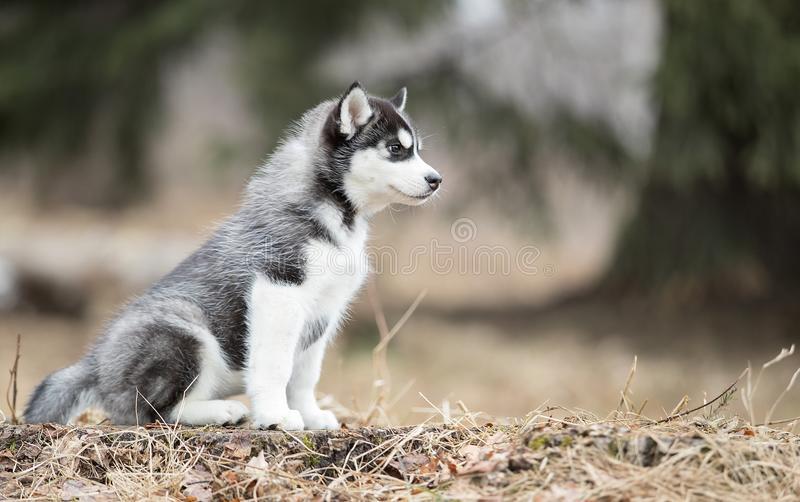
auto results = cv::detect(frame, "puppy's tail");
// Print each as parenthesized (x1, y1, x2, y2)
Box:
(24, 358, 97, 424)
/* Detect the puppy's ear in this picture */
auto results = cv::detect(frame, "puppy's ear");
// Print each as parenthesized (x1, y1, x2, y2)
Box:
(338, 81, 372, 138)
(389, 87, 407, 112)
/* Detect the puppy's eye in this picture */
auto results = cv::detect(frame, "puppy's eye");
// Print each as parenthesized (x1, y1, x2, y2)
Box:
(387, 144, 402, 155)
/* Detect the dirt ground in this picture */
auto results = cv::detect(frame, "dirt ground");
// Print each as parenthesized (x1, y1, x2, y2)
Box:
(3, 412, 799, 500)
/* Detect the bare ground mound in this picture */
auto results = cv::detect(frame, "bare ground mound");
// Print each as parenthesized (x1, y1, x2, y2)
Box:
(2, 413, 799, 501)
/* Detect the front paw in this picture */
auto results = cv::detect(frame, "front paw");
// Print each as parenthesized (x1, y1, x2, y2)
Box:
(301, 409, 340, 430)
(251, 409, 305, 431)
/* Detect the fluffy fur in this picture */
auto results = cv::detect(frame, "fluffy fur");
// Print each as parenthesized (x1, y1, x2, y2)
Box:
(24, 83, 441, 430)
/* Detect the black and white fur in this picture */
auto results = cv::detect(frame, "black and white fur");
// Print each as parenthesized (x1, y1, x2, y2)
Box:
(24, 83, 442, 430)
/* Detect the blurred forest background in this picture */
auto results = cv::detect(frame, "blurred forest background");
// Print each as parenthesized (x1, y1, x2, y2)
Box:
(2, 0, 799, 424)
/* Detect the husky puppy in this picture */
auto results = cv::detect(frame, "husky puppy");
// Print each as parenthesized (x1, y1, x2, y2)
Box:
(24, 83, 442, 430)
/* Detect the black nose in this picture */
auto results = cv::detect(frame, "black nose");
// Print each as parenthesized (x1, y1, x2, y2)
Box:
(425, 174, 442, 191)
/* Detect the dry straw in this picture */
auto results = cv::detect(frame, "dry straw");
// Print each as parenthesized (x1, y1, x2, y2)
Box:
(3, 298, 800, 500)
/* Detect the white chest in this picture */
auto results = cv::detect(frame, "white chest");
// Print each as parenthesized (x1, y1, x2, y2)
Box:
(303, 226, 370, 316)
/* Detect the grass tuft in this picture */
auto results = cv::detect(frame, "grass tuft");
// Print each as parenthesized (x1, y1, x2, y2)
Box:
(4, 293, 800, 499)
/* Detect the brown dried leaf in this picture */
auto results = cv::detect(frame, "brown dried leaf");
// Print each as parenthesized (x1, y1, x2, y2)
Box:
(538, 484, 586, 502)
(16, 441, 42, 460)
(220, 470, 239, 485)
(245, 451, 269, 479)
(59, 479, 115, 501)
(446, 460, 458, 475)
(53, 437, 85, 475)
(459, 444, 483, 463)
(486, 431, 508, 445)
(182, 466, 213, 502)
(390, 453, 431, 474)
(223, 433, 252, 460)
(458, 444, 510, 476)
(418, 455, 440, 475)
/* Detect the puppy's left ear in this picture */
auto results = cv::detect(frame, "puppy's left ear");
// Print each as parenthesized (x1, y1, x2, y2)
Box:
(338, 81, 372, 138)
(389, 87, 407, 112)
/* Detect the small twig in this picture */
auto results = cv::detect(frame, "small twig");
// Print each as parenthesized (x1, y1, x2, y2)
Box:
(372, 289, 428, 355)
(617, 355, 637, 413)
(764, 367, 800, 426)
(170, 374, 201, 428)
(743, 345, 795, 424)
(668, 395, 689, 416)
(755, 415, 800, 428)
(5, 334, 21, 424)
(655, 370, 746, 424)
(365, 287, 427, 425)
(135, 387, 168, 425)
(368, 281, 390, 341)
(366, 281, 392, 425)
(743, 361, 755, 424)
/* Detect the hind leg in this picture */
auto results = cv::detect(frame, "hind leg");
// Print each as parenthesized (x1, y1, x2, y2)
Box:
(97, 316, 213, 424)
(169, 399, 249, 425)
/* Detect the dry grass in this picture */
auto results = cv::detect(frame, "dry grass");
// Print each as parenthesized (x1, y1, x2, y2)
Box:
(3, 351, 800, 501)
(4, 333, 21, 425)
(2, 408, 800, 500)
(2, 290, 800, 500)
